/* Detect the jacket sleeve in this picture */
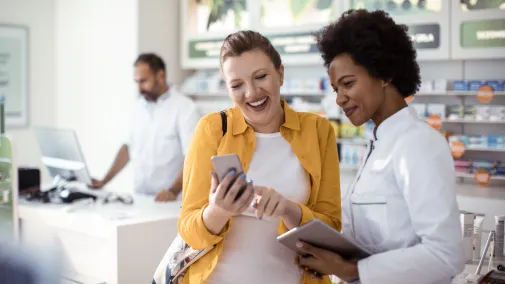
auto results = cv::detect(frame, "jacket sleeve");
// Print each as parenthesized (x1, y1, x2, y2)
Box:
(177, 114, 230, 250)
(356, 136, 465, 284)
(279, 118, 342, 233)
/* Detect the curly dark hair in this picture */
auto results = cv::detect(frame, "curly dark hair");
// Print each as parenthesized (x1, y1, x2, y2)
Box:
(315, 9, 421, 98)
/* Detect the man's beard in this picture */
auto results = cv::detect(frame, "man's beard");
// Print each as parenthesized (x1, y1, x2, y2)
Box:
(140, 89, 158, 101)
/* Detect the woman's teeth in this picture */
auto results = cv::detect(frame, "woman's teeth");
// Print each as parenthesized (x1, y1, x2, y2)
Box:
(249, 97, 267, 107)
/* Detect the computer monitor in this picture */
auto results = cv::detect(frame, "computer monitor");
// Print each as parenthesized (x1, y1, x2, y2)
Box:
(32, 127, 92, 185)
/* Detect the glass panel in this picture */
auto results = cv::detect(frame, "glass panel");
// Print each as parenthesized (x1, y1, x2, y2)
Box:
(260, 0, 336, 28)
(350, 0, 442, 15)
(460, 0, 505, 12)
(187, 0, 249, 35)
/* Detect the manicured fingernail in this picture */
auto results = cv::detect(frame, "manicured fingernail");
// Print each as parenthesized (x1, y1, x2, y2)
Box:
(248, 180, 253, 185)
(240, 173, 246, 180)
(296, 242, 303, 248)
(229, 169, 236, 175)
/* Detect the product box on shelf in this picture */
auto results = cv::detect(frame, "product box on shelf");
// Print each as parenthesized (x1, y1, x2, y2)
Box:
(447, 105, 464, 120)
(455, 159, 472, 173)
(472, 160, 496, 173)
(496, 163, 505, 176)
(460, 210, 475, 263)
(433, 79, 448, 92)
(488, 135, 505, 149)
(419, 80, 434, 93)
(469, 80, 487, 91)
(427, 104, 446, 118)
(450, 134, 505, 149)
(486, 80, 503, 92)
(475, 105, 490, 121)
(453, 80, 470, 91)
(410, 104, 427, 119)
(463, 105, 476, 120)
(340, 144, 365, 169)
(489, 106, 505, 121)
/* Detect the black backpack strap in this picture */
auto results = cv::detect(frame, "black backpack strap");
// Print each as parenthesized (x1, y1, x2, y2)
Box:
(220, 110, 227, 136)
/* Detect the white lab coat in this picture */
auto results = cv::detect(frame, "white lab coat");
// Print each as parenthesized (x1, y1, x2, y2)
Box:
(127, 90, 200, 195)
(342, 107, 465, 284)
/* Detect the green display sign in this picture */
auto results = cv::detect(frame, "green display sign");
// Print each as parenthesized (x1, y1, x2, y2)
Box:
(268, 32, 318, 55)
(188, 32, 319, 60)
(188, 38, 224, 60)
(461, 19, 505, 48)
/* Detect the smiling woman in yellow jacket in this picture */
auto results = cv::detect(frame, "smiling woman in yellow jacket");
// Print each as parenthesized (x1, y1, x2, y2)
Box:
(177, 30, 341, 284)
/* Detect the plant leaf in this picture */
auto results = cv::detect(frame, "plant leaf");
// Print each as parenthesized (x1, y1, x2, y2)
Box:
(289, 0, 314, 20)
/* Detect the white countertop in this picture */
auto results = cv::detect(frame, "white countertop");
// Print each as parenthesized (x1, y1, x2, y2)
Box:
(17, 193, 182, 239)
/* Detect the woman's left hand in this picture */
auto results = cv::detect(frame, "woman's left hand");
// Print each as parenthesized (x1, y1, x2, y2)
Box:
(252, 186, 291, 219)
(295, 241, 360, 282)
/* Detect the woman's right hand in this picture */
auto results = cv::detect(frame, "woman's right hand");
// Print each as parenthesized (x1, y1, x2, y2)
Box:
(207, 170, 255, 218)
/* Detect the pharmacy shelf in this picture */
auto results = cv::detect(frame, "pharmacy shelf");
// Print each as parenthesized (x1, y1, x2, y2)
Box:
(184, 92, 328, 98)
(464, 147, 505, 153)
(443, 119, 505, 124)
(186, 90, 505, 98)
(455, 172, 505, 181)
(417, 91, 505, 96)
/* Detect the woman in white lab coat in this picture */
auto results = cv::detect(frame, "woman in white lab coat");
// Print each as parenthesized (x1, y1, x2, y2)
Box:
(295, 9, 465, 284)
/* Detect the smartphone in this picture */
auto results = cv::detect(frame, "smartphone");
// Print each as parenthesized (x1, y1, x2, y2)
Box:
(211, 153, 247, 200)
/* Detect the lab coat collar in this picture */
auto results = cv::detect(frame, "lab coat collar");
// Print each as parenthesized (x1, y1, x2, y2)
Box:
(231, 100, 300, 135)
(374, 106, 417, 141)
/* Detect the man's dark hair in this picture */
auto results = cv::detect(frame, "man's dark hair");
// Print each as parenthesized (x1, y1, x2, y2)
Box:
(134, 53, 166, 74)
(315, 9, 421, 98)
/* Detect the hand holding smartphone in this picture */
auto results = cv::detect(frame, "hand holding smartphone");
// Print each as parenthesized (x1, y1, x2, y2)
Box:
(211, 154, 249, 201)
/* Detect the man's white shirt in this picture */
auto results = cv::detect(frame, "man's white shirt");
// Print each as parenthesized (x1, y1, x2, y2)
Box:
(126, 90, 200, 195)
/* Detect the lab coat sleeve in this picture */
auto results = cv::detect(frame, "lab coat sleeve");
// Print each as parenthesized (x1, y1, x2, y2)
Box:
(356, 137, 465, 284)
(177, 113, 231, 250)
(278, 118, 342, 233)
(177, 99, 202, 156)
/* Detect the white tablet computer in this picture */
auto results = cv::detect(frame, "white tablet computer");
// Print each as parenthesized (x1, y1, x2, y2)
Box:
(277, 218, 371, 261)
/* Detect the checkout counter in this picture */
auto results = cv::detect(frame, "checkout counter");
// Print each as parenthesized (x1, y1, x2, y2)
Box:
(17, 194, 180, 284)
(15, 128, 180, 284)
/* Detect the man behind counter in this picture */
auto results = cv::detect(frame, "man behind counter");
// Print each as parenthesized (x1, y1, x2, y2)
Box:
(89, 53, 201, 202)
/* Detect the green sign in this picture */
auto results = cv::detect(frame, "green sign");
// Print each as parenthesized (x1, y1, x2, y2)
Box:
(267, 32, 318, 56)
(461, 19, 505, 48)
(188, 38, 224, 60)
(188, 32, 319, 60)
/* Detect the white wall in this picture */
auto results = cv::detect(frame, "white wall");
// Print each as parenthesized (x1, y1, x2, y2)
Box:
(138, 0, 189, 85)
(1, 0, 56, 182)
(54, 0, 139, 192)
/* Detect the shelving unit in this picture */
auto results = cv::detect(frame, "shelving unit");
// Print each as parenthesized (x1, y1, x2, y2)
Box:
(456, 172, 505, 181)
(417, 91, 505, 96)
(464, 147, 505, 153)
(443, 119, 505, 124)
(185, 92, 328, 98)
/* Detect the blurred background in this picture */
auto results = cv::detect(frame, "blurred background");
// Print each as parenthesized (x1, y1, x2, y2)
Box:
(0, 0, 504, 283)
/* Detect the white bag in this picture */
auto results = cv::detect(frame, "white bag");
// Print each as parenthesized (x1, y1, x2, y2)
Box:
(152, 234, 214, 284)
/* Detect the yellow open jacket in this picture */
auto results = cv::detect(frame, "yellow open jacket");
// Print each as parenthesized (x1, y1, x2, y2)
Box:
(178, 101, 342, 284)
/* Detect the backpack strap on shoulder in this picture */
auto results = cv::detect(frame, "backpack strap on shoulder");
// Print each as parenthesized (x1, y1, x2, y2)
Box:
(220, 110, 227, 136)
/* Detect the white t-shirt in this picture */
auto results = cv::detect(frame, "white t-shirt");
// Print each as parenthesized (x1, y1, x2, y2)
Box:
(126, 90, 200, 195)
(205, 132, 310, 284)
